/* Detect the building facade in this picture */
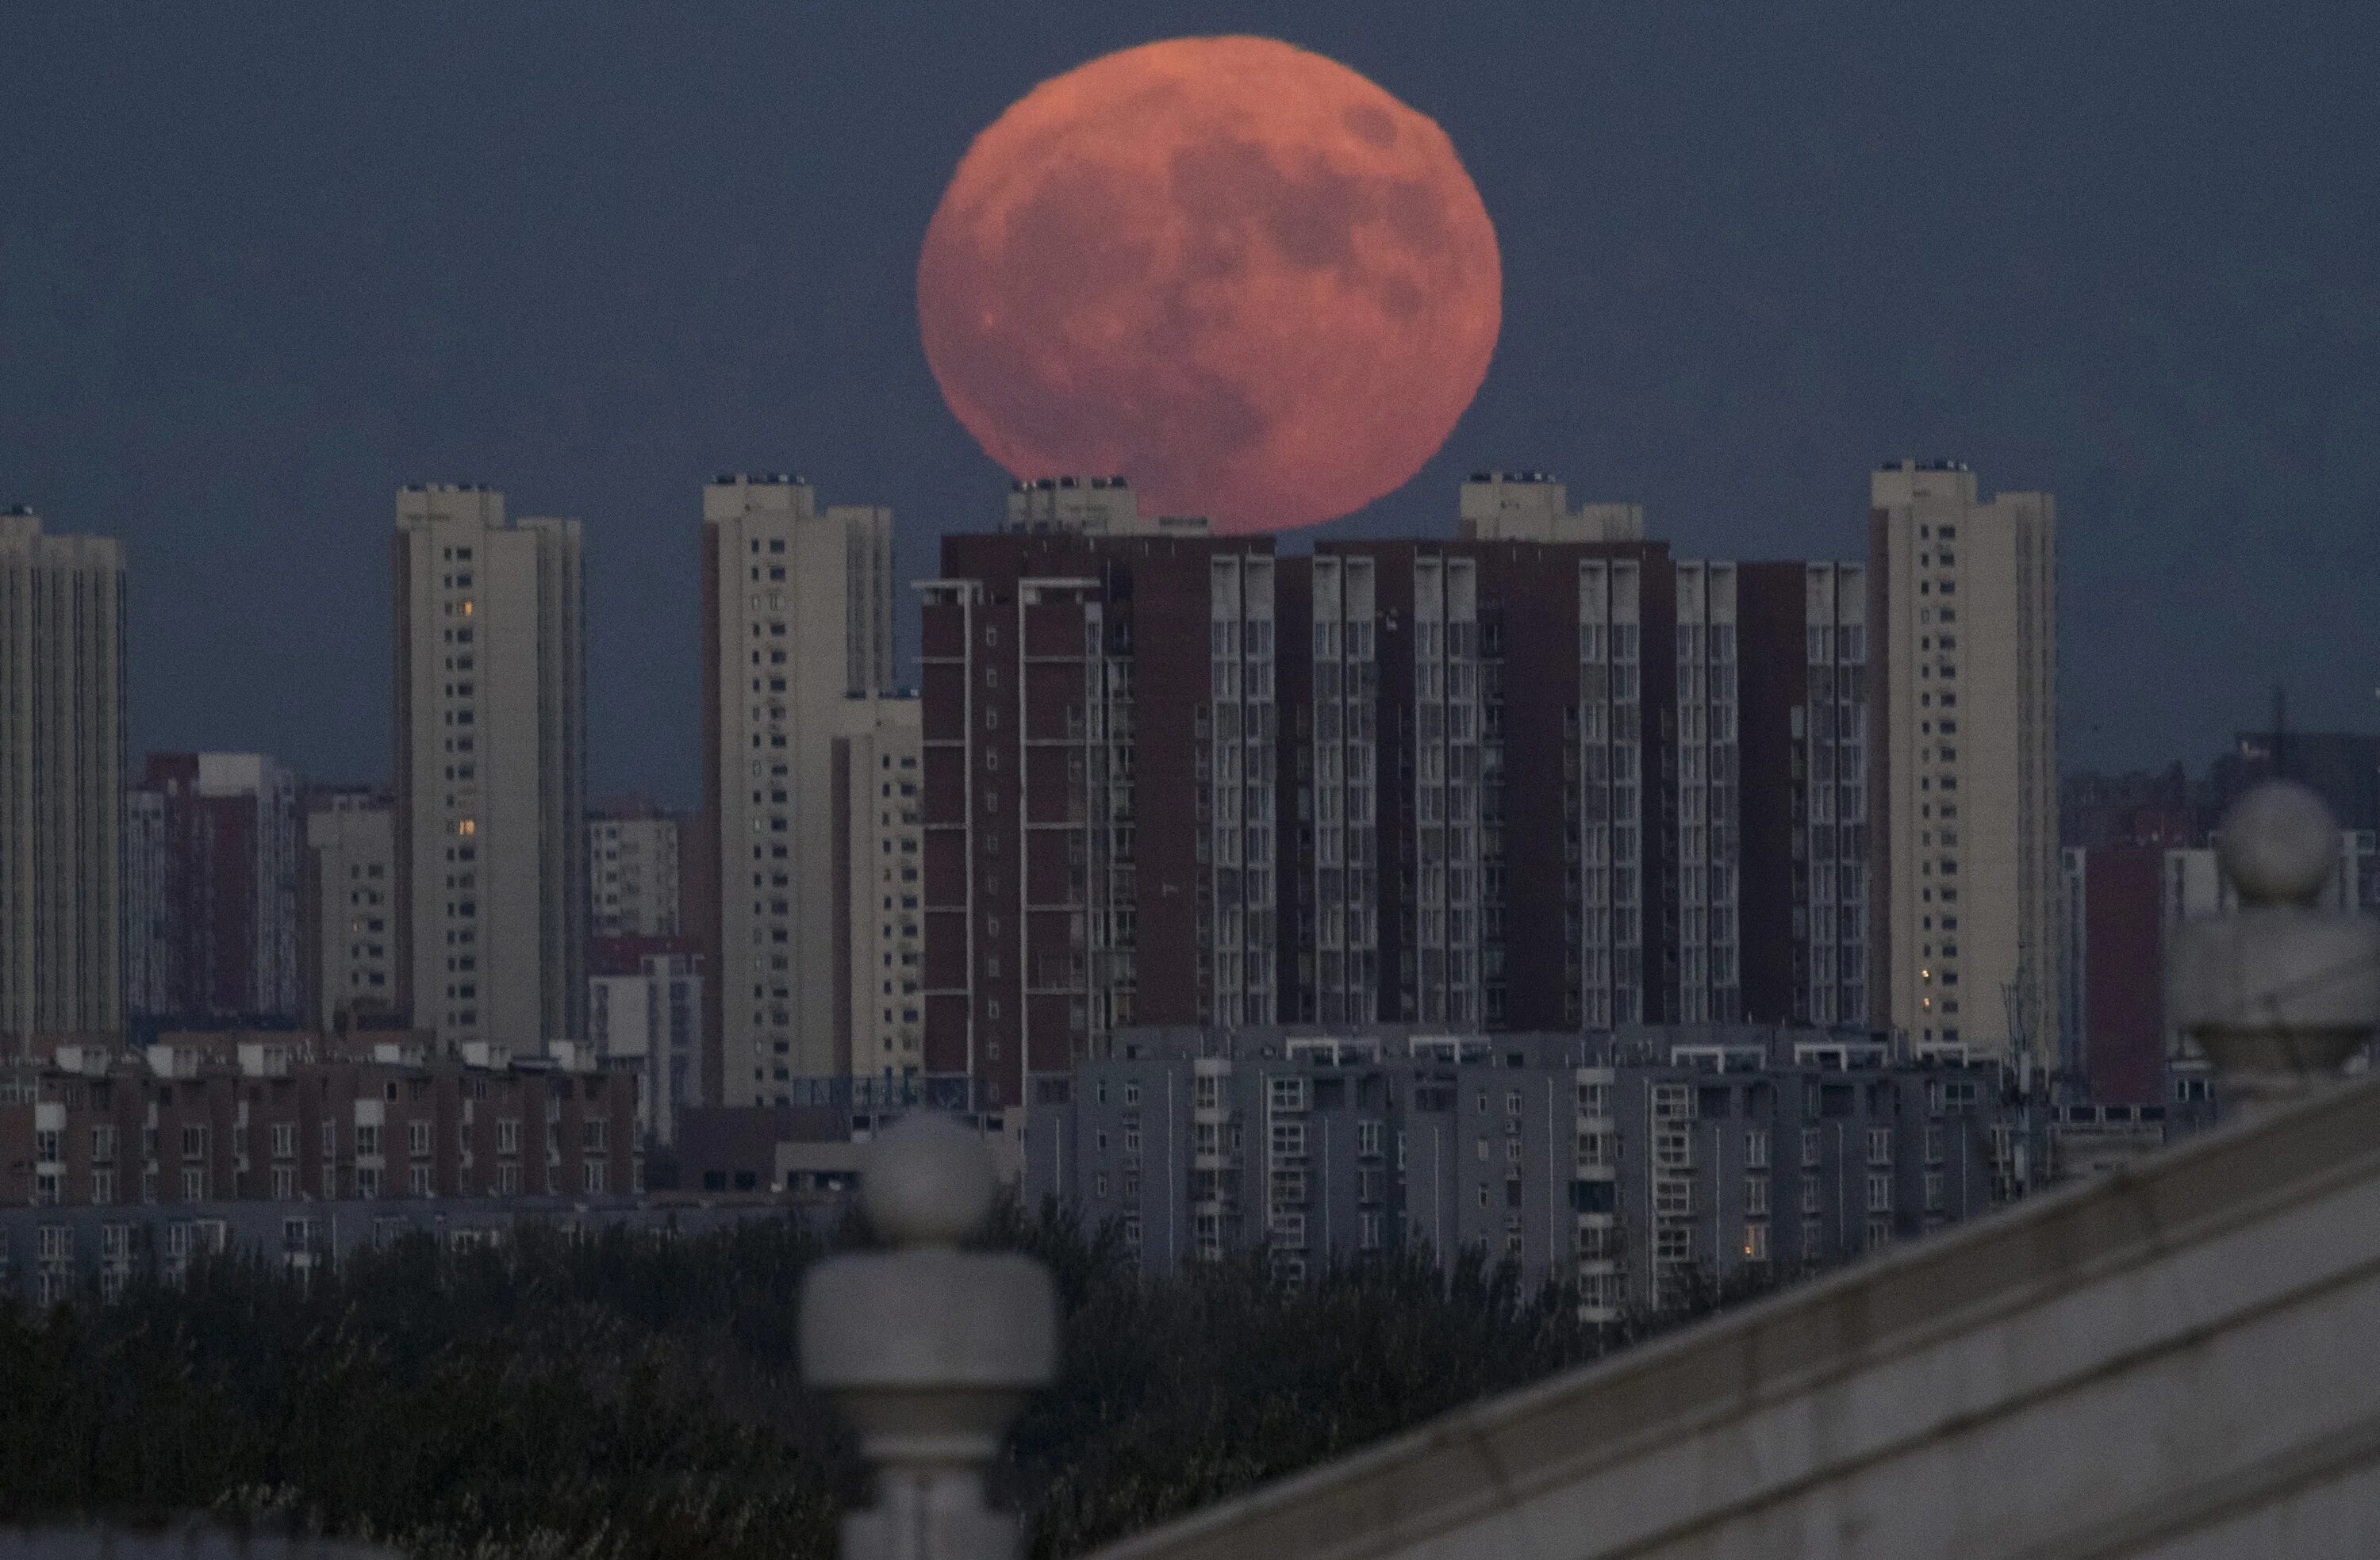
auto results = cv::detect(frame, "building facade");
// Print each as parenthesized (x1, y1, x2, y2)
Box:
(0, 1040, 639, 1220)
(589, 799, 683, 942)
(588, 950, 704, 1146)
(697, 475, 896, 1106)
(122, 752, 301, 1027)
(301, 788, 397, 1035)
(1868, 461, 2059, 1063)
(391, 485, 587, 1056)
(921, 476, 1871, 1113)
(1025, 1025, 2029, 1320)
(919, 478, 1261, 1115)
(838, 696, 924, 1085)
(0, 508, 126, 1052)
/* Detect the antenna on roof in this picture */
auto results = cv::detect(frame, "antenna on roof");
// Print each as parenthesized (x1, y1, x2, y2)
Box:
(2273, 683, 2291, 784)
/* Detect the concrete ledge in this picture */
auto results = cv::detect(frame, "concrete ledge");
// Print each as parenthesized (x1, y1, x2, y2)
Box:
(1092, 1072, 2380, 1560)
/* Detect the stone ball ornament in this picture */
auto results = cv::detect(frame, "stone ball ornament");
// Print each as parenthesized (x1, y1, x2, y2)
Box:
(800, 1113, 1058, 1559)
(2171, 780, 2380, 1113)
(2217, 779, 2341, 906)
(860, 1111, 1000, 1246)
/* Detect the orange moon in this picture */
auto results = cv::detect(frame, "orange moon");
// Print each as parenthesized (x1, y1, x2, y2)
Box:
(918, 36, 1502, 535)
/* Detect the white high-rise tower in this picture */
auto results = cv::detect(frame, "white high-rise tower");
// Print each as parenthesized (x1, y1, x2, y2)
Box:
(392, 485, 586, 1053)
(1868, 461, 2059, 1064)
(700, 474, 894, 1105)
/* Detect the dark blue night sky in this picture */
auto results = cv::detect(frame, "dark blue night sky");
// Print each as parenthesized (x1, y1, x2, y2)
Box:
(4, 2, 2374, 801)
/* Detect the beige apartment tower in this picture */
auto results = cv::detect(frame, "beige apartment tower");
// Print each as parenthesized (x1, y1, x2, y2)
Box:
(837, 695, 923, 1086)
(0, 508, 126, 1051)
(392, 485, 586, 1054)
(700, 475, 894, 1106)
(1868, 461, 2059, 1064)
(301, 788, 396, 1034)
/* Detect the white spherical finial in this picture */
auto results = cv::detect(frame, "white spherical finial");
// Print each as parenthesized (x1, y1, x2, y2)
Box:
(2219, 780, 2338, 906)
(861, 1112, 997, 1246)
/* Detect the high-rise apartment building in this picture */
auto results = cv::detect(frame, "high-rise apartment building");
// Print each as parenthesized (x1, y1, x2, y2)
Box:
(300, 787, 396, 1035)
(121, 752, 301, 1026)
(1868, 461, 2059, 1063)
(837, 695, 923, 1084)
(1727, 562, 1871, 1028)
(919, 477, 1248, 1113)
(391, 485, 586, 1054)
(698, 474, 894, 1106)
(589, 799, 683, 941)
(1, 508, 126, 1052)
(919, 476, 1872, 1111)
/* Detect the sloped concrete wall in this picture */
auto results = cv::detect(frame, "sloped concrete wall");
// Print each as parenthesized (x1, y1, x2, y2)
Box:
(1094, 1072, 2380, 1560)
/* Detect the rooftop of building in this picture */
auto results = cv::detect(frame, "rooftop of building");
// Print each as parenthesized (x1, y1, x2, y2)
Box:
(1101, 1023, 2003, 1075)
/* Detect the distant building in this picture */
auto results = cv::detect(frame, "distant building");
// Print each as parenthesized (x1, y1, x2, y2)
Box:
(391, 485, 587, 1055)
(2208, 730, 2379, 834)
(919, 477, 1868, 1117)
(300, 788, 397, 1035)
(1455, 471, 1642, 543)
(1025, 1025, 2035, 1320)
(2059, 765, 2196, 851)
(837, 696, 923, 1084)
(588, 798, 683, 942)
(1869, 461, 2060, 1065)
(588, 950, 703, 1145)
(0, 1038, 639, 1223)
(0, 508, 127, 1054)
(697, 474, 896, 1108)
(121, 753, 301, 1029)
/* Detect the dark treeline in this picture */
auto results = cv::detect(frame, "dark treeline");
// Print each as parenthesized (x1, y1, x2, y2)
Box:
(0, 1208, 1788, 1558)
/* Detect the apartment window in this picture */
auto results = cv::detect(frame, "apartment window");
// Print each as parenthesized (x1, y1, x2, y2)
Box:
(271, 1166, 296, 1201)
(90, 1125, 117, 1163)
(1744, 1221, 1770, 1263)
(583, 1120, 608, 1152)
(409, 1121, 432, 1158)
(583, 1159, 608, 1194)
(1868, 1127, 1892, 1166)
(1925, 1171, 1946, 1213)
(1744, 1174, 1770, 1216)
(1357, 1119, 1383, 1158)
(271, 1122, 295, 1159)
(497, 1118, 521, 1154)
(356, 1124, 381, 1157)
(90, 1169, 116, 1206)
(410, 1164, 434, 1198)
(1745, 1128, 1769, 1168)
(1868, 1172, 1893, 1211)
(181, 1124, 209, 1161)
(1802, 1126, 1821, 1167)
(1925, 1124, 1945, 1164)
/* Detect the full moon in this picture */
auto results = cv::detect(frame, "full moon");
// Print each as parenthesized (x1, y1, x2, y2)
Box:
(918, 36, 1501, 535)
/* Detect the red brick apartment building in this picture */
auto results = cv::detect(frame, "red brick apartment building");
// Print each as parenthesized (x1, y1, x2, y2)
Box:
(916, 476, 1869, 1113)
(0, 1037, 639, 1209)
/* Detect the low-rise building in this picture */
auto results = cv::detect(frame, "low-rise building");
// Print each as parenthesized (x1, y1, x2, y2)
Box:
(0, 1041, 640, 1215)
(1025, 1025, 2040, 1321)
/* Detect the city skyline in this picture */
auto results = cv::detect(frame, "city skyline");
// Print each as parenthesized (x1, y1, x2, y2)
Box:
(3, 6, 2374, 802)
